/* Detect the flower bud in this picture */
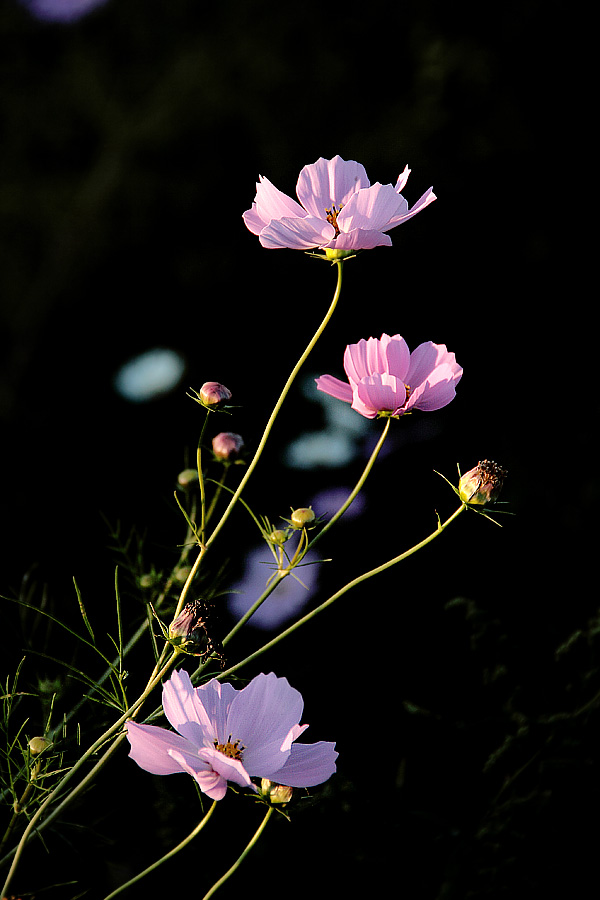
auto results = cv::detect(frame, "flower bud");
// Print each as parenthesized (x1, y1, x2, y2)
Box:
(199, 381, 232, 409)
(212, 432, 244, 461)
(29, 736, 51, 756)
(260, 779, 293, 804)
(168, 600, 207, 652)
(459, 459, 507, 505)
(269, 529, 288, 546)
(290, 507, 316, 529)
(168, 599, 225, 666)
(177, 468, 199, 488)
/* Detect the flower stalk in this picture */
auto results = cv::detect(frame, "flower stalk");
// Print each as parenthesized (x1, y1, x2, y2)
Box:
(201, 806, 274, 900)
(102, 800, 218, 900)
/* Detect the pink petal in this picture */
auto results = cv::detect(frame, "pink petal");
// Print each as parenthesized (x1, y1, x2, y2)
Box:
(259, 215, 335, 249)
(407, 363, 461, 412)
(315, 374, 353, 405)
(394, 165, 411, 193)
(406, 342, 461, 389)
(353, 374, 406, 416)
(386, 186, 437, 229)
(126, 720, 200, 776)
(265, 740, 338, 788)
(343, 338, 371, 384)
(197, 746, 254, 791)
(244, 175, 307, 232)
(296, 156, 370, 220)
(162, 668, 214, 747)
(227, 673, 304, 774)
(337, 183, 407, 233)
(331, 228, 392, 250)
(167, 747, 229, 801)
(380, 333, 411, 381)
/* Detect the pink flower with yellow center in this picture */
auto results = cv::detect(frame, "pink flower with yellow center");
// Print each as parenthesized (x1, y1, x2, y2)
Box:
(126, 669, 337, 801)
(243, 155, 435, 252)
(315, 333, 462, 419)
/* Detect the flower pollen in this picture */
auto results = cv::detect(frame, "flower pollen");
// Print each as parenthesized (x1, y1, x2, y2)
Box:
(325, 205, 344, 237)
(214, 734, 245, 760)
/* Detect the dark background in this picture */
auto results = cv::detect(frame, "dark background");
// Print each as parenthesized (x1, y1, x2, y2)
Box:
(0, 1, 594, 898)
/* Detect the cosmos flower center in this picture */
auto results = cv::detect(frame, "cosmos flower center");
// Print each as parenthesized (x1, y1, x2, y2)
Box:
(325, 204, 344, 236)
(214, 734, 245, 760)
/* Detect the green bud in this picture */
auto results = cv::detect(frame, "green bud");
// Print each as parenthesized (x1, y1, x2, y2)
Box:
(29, 736, 51, 756)
(260, 779, 293, 804)
(290, 507, 316, 529)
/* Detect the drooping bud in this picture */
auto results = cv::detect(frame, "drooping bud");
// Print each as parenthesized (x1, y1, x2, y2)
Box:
(28, 736, 51, 756)
(459, 460, 507, 505)
(290, 507, 316, 529)
(260, 779, 293, 804)
(212, 432, 244, 461)
(198, 381, 232, 409)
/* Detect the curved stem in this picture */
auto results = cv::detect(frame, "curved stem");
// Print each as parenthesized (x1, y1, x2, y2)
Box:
(218, 504, 467, 679)
(203, 260, 344, 554)
(103, 800, 218, 899)
(201, 806, 274, 900)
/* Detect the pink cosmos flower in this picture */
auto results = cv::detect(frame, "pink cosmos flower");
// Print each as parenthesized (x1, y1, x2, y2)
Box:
(243, 155, 435, 251)
(126, 669, 337, 801)
(315, 333, 462, 419)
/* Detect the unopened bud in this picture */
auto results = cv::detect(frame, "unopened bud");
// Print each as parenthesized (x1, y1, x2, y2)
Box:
(177, 468, 199, 488)
(212, 432, 244, 461)
(260, 779, 293, 804)
(269, 529, 288, 545)
(168, 600, 208, 653)
(168, 599, 225, 668)
(290, 507, 316, 529)
(29, 736, 51, 756)
(199, 381, 232, 409)
(459, 459, 507, 505)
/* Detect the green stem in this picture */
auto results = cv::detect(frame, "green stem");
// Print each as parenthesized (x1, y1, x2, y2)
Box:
(200, 417, 390, 665)
(309, 416, 391, 550)
(0, 653, 178, 893)
(201, 806, 274, 900)
(103, 800, 218, 900)
(203, 260, 345, 555)
(218, 504, 467, 679)
(197, 411, 210, 547)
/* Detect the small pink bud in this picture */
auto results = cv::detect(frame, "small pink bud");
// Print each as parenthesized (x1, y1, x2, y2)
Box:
(459, 459, 507, 505)
(290, 507, 316, 529)
(199, 381, 232, 409)
(212, 432, 244, 461)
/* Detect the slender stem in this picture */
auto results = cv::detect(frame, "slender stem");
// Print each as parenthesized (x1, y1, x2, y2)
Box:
(102, 800, 218, 900)
(309, 416, 391, 550)
(0, 653, 178, 892)
(218, 504, 467, 679)
(197, 412, 210, 546)
(201, 806, 274, 900)
(192, 419, 391, 678)
(203, 260, 344, 555)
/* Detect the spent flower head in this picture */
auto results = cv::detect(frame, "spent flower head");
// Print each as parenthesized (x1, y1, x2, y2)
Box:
(316, 333, 462, 419)
(243, 155, 435, 254)
(459, 460, 508, 506)
(126, 669, 337, 801)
